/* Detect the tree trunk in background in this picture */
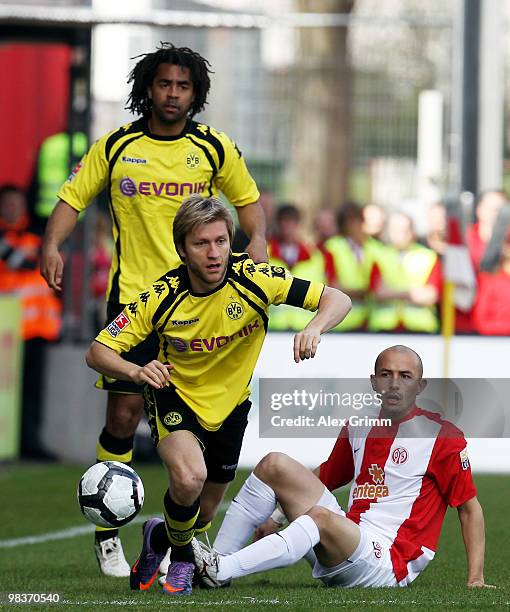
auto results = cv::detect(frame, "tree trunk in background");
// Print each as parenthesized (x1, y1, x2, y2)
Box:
(292, 0, 354, 220)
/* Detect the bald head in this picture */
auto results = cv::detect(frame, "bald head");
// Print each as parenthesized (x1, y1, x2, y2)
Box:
(374, 345, 423, 378)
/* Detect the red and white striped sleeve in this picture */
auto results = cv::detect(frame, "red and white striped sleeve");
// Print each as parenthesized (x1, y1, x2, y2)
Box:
(428, 428, 477, 507)
(319, 426, 355, 491)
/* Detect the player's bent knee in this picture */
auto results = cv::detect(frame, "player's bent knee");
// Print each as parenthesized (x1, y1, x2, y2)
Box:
(106, 393, 143, 434)
(254, 451, 291, 483)
(306, 505, 334, 531)
(170, 467, 207, 500)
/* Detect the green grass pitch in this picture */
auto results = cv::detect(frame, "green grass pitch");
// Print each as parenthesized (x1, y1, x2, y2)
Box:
(0, 464, 508, 611)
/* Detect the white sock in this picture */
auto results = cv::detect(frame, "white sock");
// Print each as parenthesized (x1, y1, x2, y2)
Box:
(214, 473, 277, 555)
(217, 514, 320, 581)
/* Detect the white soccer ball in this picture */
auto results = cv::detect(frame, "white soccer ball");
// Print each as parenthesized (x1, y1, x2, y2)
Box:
(77, 461, 144, 528)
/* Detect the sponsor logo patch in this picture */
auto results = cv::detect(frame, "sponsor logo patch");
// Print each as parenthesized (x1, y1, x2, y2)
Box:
(352, 464, 389, 501)
(352, 483, 389, 501)
(170, 318, 199, 327)
(391, 447, 409, 465)
(67, 162, 82, 182)
(119, 177, 137, 196)
(226, 301, 244, 320)
(372, 541, 382, 559)
(175, 320, 260, 353)
(106, 312, 130, 337)
(170, 337, 189, 352)
(118, 178, 206, 197)
(122, 156, 147, 164)
(368, 463, 385, 484)
(164, 411, 183, 426)
(186, 152, 200, 168)
(460, 447, 470, 470)
(271, 265, 286, 278)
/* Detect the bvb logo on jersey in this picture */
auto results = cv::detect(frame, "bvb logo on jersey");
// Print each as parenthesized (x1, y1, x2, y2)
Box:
(226, 301, 244, 320)
(186, 152, 200, 169)
(164, 412, 182, 427)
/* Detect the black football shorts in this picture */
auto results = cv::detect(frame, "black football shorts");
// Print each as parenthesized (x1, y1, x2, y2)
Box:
(143, 383, 251, 483)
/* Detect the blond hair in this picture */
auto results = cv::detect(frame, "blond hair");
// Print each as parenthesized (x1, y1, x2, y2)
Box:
(173, 195, 234, 259)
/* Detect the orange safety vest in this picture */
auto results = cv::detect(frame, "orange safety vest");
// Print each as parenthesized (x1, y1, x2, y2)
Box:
(0, 227, 61, 341)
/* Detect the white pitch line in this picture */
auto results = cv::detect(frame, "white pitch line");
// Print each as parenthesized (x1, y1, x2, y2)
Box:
(0, 502, 230, 549)
(59, 598, 291, 606)
(0, 515, 143, 549)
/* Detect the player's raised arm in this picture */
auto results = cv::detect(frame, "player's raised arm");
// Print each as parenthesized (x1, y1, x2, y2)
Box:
(40, 200, 80, 290)
(293, 286, 351, 363)
(86, 341, 173, 389)
(457, 496, 495, 588)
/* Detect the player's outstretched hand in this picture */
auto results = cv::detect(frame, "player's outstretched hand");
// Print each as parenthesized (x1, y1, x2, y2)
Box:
(293, 327, 321, 363)
(132, 361, 174, 389)
(467, 579, 497, 588)
(253, 517, 281, 542)
(40, 244, 64, 291)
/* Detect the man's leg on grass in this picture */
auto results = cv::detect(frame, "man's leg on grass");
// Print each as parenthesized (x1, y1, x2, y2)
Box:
(213, 451, 336, 555)
(212, 505, 360, 583)
(197, 452, 359, 583)
(94, 391, 143, 577)
(196, 481, 229, 533)
(149, 430, 206, 595)
(159, 431, 243, 578)
(94, 303, 159, 577)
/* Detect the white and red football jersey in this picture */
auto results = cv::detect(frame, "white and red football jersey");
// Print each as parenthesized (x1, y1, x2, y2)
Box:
(319, 406, 476, 584)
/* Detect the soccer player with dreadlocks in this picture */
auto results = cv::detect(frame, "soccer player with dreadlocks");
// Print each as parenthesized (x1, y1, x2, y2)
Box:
(41, 43, 267, 578)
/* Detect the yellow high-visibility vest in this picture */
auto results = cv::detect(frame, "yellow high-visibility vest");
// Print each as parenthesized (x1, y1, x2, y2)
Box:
(324, 236, 381, 331)
(36, 132, 88, 218)
(368, 243, 439, 332)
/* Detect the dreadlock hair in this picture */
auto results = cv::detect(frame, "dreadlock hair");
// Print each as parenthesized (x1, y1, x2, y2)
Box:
(126, 42, 212, 118)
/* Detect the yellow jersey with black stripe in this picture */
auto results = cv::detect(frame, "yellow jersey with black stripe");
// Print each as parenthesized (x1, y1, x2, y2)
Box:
(57, 118, 259, 304)
(95, 254, 324, 430)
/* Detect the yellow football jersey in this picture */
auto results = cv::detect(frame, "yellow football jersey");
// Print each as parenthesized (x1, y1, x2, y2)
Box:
(58, 118, 259, 304)
(95, 254, 324, 430)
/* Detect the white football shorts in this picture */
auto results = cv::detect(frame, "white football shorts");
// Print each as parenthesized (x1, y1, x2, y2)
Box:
(311, 489, 412, 588)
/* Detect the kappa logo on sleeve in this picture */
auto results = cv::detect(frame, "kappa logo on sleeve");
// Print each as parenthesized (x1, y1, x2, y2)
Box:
(106, 312, 131, 337)
(460, 447, 470, 471)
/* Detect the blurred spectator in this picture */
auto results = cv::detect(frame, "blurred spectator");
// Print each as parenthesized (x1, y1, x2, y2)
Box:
(324, 203, 381, 331)
(314, 208, 338, 249)
(90, 211, 113, 333)
(267, 204, 326, 330)
(422, 202, 447, 256)
(259, 189, 277, 237)
(313, 208, 337, 287)
(28, 131, 88, 233)
(368, 212, 441, 333)
(362, 203, 387, 242)
(0, 185, 61, 459)
(473, 227, 510, 335)
(232, 188, 277, 251)
(466, 190, 507, 272)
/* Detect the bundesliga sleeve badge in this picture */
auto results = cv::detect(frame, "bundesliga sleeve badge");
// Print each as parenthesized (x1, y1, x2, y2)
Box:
(107, 313, 131, 338)
(67, 161, 82, 182)
(460, 447, 470, 470)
